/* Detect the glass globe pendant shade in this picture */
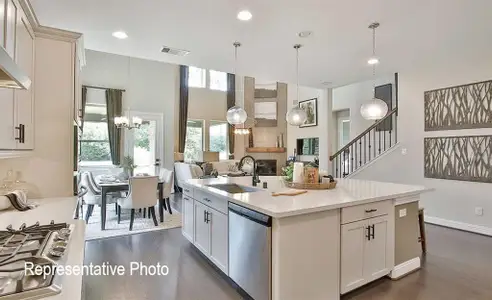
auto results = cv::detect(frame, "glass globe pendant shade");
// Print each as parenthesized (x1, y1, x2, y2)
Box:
(286, 106, 307, 126)
(226, 106, 248, 125)
(360, 98, 388, 120)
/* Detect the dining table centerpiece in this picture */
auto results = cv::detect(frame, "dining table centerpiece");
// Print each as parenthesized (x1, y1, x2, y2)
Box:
(120, 155, 137, 179)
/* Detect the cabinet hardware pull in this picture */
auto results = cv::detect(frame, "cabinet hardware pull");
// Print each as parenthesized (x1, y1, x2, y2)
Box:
(365, 209, 377, 213)
(205, 211, 210, 223)
(15, 126, 21, 142)
(370, 224, 375, 239)
(184, 189, 190, 193)
(203, 210, 206, 223)
(204, 197, 211, 202)
(366, 226, 371, 241)
(21, 124, 25, 144)
(183, 197, 189, 201)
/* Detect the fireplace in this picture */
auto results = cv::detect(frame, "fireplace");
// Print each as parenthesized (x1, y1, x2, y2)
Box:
(256, 159, 277, 176)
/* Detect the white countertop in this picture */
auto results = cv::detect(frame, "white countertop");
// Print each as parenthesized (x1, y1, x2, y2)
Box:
(0, 197, 85, 300)
(186, 177, 431, 218)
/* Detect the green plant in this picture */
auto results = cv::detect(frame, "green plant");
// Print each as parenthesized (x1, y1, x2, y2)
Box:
(121, 155, 137, 175)
(282, 162, 294, 182)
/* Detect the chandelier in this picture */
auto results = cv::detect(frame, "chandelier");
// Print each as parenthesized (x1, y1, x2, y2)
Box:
(286, 44, 307, 126)
(114, 112, 142, 129)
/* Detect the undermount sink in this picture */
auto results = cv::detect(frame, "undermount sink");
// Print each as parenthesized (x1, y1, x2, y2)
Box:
(206, 183, 259, 194)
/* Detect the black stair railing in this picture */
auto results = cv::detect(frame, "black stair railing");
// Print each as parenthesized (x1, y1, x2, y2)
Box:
(330, 108, 398, 178)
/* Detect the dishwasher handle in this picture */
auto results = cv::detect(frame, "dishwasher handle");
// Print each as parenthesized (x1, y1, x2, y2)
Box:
(228, 202, 272, 227)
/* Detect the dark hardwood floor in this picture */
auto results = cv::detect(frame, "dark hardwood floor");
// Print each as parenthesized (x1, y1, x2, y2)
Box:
(83, 197, 492, 300)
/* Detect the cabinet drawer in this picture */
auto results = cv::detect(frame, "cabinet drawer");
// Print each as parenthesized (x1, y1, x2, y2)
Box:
(341, 200, 392, 225)
(182, 184, 194, 199)
(194, 189, 228, 214)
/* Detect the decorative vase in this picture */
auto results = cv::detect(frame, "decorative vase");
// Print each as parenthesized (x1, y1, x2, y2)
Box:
(280, 133, 284, 148)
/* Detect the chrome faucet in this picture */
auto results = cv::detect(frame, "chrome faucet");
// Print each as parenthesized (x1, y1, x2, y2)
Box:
(239, 155, 260, 186)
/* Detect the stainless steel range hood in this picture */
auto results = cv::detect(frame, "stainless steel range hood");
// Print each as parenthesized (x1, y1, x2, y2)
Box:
(0, 45, 31, 90)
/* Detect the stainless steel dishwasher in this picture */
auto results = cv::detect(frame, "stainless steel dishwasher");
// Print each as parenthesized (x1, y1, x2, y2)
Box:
(228, 202, 272, 300)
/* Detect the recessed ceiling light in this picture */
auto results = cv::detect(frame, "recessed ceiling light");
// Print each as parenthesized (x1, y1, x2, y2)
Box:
(321, 81, 332, 86)
(298, 31, 313, 38)
(237, 10, 252, 21)
(367, 56, 379, 65)
(112, 31, 128, 39)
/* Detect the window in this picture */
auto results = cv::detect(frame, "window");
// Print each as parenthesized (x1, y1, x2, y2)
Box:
(209, 121, 228, 160)
(80, 104, 111, 165)
(184, 120, 204, 162)
(188, 66, 206, 88)
(209, 70, 227, 91)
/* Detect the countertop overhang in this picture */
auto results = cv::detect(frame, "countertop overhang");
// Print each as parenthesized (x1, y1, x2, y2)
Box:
(186, 177, 432, 218)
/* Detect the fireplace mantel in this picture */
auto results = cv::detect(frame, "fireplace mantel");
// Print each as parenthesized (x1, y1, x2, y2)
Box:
(246, 147, 286, 153)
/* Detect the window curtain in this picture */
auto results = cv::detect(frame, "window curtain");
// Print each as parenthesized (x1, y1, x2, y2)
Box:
(226, 73, 235, 156)
(178, 65, 189, 153)
(81, 86, 87, 130)
(105, 89, 123, 165)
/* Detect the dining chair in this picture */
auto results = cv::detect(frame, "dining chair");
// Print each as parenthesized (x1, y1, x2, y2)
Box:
(74, 186, 87, 220)
(80, 172, 118, 224)
(117, 176, 159, 231)
(159, 168, 174, 214)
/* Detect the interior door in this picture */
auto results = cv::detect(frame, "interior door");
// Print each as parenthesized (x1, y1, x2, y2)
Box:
(193, 201, 210, 255)
(182, 195, 194, 243)
(209, 208, 228, 274)
(340, 219, 367, 294)
(363, 215, 390, 281)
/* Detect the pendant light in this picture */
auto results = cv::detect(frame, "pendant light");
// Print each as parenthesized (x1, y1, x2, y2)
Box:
(286, 44, 307, 126)
(360, 22, 388, 120)
(226, 42, 248, 125)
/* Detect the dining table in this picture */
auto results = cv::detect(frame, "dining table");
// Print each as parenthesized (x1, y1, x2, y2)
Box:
(98, 180, 169, 230)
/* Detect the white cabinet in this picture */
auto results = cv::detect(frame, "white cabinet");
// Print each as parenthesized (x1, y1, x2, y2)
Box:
(14, 12, 34, 149)
(194, 200, 211, 254)
(0, 0, 34, 151)
(209, 208, 228, 273)
(340, 214, 391, 294)
(186, 189, 229, 275)
(182, 195, 194, 242)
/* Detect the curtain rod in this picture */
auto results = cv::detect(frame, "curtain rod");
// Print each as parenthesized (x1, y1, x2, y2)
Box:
(83, 85, 126, 92)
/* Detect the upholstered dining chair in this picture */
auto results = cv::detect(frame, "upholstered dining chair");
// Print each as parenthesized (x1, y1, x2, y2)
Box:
(80, 172, 118, 224)
(117, 176, 159, 231)
(159, 168, 174, 214)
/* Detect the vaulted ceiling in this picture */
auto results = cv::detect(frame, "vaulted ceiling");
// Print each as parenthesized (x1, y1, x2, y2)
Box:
(30, 0, 492, 87)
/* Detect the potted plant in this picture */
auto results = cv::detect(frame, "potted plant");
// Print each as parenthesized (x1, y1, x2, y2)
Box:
(121, 155, 137, 178)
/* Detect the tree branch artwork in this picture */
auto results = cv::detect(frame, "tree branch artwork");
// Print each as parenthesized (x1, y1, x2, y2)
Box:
(424, 135, 492, 183)
(424, 80, 492, 131)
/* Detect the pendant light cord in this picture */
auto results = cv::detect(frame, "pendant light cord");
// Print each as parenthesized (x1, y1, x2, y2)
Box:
(294, 44, 301, 106)
(372, 26, 376, 87)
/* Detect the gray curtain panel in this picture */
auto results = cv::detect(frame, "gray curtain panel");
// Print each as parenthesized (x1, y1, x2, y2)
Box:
(105, 89, 123, 165)
(81, 86, 87, 130)
(178, 65, 189, 153)
(227, 73, 235, 156)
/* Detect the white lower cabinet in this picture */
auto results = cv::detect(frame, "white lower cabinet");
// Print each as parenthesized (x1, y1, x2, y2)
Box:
(182, 195, 194, 243)
(209, 208, 228, 273)
(186, 191, 229, 275)
(194, 200, 210, 254)
(341, 215, 390, 294)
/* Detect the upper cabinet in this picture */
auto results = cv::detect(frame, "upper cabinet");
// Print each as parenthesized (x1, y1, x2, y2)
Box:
(5, 0, 18, 59)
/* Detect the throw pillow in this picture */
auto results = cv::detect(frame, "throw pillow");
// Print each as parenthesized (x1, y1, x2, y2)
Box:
(202, 163, 214, 175)
(228, 163, 239, 172)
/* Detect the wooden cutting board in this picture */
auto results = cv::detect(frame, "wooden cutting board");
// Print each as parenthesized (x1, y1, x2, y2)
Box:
(271, 190, 308, 197)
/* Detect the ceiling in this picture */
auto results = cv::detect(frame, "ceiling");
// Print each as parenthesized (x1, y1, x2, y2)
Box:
(30, 0, 492, 88)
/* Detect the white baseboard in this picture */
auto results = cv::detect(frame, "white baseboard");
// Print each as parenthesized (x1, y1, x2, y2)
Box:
(389, 257, 421, 280)
(425, 216, 492, 236)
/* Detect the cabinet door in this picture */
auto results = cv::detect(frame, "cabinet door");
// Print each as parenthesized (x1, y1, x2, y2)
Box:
(194, 200, 210, 255)
(182, 195, 194, 243)
(340, 220, 367, 294)
(0, 88, 15, 150)
(209, 208, 228, 274)
(5, 0, 17, 59)
(14, 13, 34, 149)
(364, 215, 390, 281)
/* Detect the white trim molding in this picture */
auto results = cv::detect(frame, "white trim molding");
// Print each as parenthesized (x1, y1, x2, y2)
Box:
(389, 257, 421, 280)
(425, 216, 492, 237)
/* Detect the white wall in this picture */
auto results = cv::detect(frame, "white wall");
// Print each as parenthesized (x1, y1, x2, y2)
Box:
(81, 50, 179, 169)
(332, 75, 394, 141)
(352, 57, 492, 232)
(287, 86, 333, 171)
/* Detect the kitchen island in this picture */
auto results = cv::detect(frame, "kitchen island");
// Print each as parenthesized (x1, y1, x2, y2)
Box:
(183, 176, 430, 300)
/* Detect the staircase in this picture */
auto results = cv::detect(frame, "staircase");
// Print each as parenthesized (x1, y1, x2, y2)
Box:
(330, 108, 398, 178)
